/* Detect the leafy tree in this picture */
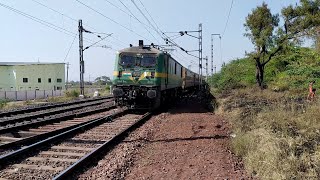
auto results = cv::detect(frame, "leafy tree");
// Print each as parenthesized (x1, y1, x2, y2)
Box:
(244, 2, 279, 87)
(94, 76, 111, 85)
(244, 0, 320, 88)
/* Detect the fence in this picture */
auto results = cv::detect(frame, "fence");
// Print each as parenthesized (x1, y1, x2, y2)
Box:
(0, 88, 100, 101)
(0, 90, 65, 101)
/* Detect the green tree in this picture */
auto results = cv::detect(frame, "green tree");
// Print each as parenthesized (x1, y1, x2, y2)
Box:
(244, 3, 280, 88)
(94, 76, 111, 85)
(244, 0, 320, 88)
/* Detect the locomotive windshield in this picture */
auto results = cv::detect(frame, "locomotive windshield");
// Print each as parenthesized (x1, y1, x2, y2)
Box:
(119, 54, 156, 68)
(120, 55, 135, 67)
(140, 56, 156, 67)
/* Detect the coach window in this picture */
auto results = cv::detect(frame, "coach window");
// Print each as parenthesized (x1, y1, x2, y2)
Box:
(23, 78, 28, 83)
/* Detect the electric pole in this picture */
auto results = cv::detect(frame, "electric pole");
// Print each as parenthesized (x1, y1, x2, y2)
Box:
(66, 62, 70, 90)
(205, 56, 208, 81)
(198, 23, 203, 87)
(211, 34, 221, 75)
(79, 19, 85, 96)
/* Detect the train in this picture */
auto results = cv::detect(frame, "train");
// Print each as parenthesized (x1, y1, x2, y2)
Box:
(112, 40, 205, 109)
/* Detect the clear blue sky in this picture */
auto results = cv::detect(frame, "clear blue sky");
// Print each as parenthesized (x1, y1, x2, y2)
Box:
(0, 0, 300, 81)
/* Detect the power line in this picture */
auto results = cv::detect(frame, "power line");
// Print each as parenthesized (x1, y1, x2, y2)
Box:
(0, 2, 105, 46)
(31, 0, 125, 48)
(222, 0, 234, 37)
(129, 0, 192, 60)
(56, 34, 78, 80)
(103, 0, 131, 17)
(104, 0, 159, 44)
(117, 0, 161, 44)
(63, 34, 77, 62)
(0, 2, 74, 37)
(31, 0, 77, 22)
(137, 0, 161, 34)
(75, 0, 153, 43)
(130, 0, 163, 39)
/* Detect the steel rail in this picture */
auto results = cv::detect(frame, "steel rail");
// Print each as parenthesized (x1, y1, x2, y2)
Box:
(0, 105, 117, 150)
(53, 112, 152, 180)
(0, 96, 112, 118)
(0, 109, 128, 169)
(0, 98, 110, 126)
(0, 102, 114, 134)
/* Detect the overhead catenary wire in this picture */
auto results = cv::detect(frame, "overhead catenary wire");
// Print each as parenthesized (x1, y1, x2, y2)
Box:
(102, 0, 160, 45)
(221, 0, 234, 37)
(0, 2, 107, 47)
(0, 2, 74, 37)
(137, 0, 162, 35)
(128, 0, 197, 63)
(56, 34, 78, 78)
(31, 0, 125, 48)
(75, 0, 153, 43)
(130, 0, 164, 39)
(63, 34, 77, 62)
(117, 0, 161, 44)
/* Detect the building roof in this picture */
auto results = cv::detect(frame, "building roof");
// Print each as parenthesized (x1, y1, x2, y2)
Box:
(0, 62, 65, 66)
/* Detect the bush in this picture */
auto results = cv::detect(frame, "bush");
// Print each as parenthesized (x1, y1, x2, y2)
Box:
(0, 99, 8, 109)
(65, 90, 79, 98)
(209, 46, 320, 96)
(219, 88, 320, 179)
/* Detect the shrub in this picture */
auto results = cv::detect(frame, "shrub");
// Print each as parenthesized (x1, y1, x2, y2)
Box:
(220, 88, 320, 179)
(65, 90, 79, 98)
(0, 99, 8, 109)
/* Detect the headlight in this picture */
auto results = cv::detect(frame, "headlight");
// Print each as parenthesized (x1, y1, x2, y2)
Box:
(151, 72, 155, 78)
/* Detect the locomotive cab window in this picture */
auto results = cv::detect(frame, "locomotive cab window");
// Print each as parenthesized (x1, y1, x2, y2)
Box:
(120, 55, 135, 67)
(140, 56, 156, 68)
(120, 54, 156, 68)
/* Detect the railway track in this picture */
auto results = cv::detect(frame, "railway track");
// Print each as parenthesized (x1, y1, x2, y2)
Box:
(0, 98, 114, 134)
(0, 105, 119, 153)
(0, 109, 152, 179)
(0, 96, 112, 118)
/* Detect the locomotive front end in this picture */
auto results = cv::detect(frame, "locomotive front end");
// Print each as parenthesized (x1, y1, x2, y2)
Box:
(112, 42, 161, 109)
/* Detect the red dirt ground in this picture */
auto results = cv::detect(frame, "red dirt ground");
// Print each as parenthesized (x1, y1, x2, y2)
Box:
(79, 99, 249, 179)
(125, 100, 248, 180)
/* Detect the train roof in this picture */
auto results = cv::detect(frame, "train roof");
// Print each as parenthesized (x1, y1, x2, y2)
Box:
(118, 46, 163, 55)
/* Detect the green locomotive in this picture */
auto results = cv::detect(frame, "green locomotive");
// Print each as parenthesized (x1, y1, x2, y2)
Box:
(112, 40, 201, 109)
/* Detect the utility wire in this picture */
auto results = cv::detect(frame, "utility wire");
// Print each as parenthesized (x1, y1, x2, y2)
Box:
(0, 2, 74, 37)
(63, 34, 77, 62)
(103, 0, 131, 17)
(130, 0, 163, 39)
(0, 2, 107, 46)
(117, 0, 161, 44)
(76, 0, 153, 43)
(221, 0, 234, 37)
(137, 0, 161, 34)
(56, 34, 77, 78)
(31, 0, 77, 22)
(31, 0, 125, 48)
(129, 0, 192, 61)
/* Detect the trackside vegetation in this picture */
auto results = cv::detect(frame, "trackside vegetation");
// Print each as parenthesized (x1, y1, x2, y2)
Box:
(210, 0, 320, 179)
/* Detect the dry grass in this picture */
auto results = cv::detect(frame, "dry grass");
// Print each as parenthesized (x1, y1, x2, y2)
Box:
(218, 88, 320, 179)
